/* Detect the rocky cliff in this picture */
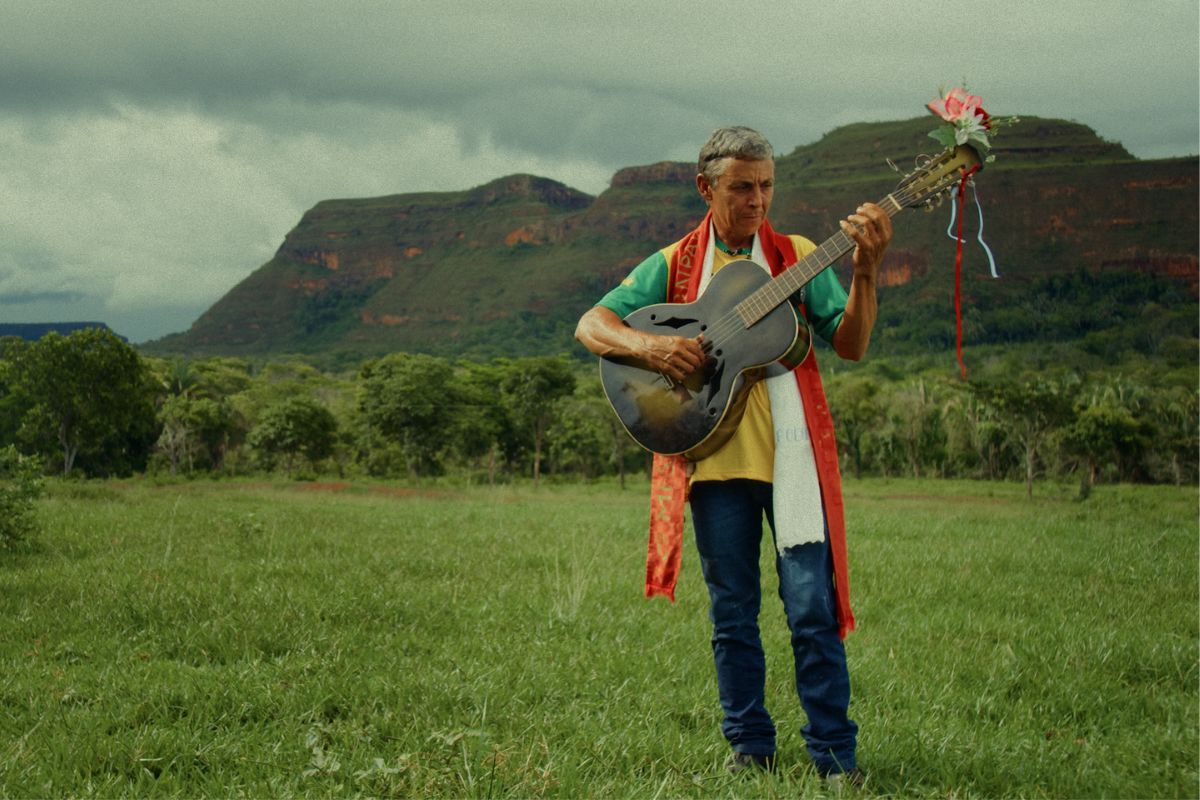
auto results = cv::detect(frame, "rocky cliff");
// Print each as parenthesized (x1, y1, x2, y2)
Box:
(148, 116, 1198, 361)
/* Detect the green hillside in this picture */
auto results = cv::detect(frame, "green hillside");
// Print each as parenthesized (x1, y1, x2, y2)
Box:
(145, 117, 1197, 370)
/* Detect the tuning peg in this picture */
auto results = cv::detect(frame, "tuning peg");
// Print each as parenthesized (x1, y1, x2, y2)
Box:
(921, 192, 947, 212)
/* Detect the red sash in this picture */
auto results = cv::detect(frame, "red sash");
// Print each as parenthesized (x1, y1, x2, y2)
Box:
(644, 212, 856, 639)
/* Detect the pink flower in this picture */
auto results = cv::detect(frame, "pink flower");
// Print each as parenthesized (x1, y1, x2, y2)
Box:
(925, 84, 1016, 158)
(927, 87, 987, 124)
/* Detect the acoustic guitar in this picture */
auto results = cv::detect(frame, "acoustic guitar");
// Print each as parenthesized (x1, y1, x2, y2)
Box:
(599, 144, 982, 460)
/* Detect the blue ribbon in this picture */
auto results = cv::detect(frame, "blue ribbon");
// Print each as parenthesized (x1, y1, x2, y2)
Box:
(945, 179, 1000, 278)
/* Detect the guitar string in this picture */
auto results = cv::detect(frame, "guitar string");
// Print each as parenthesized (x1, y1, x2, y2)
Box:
(697, 186, 915, 348)
(651, 162, 960, 386)
(655, 177, 930, 385)
(685, 174, 946, 358)
(696, 232, 853, 349)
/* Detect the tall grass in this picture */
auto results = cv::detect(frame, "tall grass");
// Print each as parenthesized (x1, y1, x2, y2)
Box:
(0, 478, 1195, 798)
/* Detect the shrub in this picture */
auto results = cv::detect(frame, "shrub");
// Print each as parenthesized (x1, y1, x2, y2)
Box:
(0, 446, 43, 548)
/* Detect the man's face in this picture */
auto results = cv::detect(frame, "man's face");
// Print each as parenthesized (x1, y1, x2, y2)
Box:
(696, 157, 775, 247)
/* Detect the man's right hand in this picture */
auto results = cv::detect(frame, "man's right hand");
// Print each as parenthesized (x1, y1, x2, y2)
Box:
(575, 305, 705, 383)
(638, 331, 705, 383)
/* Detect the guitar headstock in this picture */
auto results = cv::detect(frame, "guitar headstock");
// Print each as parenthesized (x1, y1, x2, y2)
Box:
(894, 144, 983, 211)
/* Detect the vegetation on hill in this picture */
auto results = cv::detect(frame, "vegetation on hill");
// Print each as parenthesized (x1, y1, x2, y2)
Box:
(142, 116, 1197, 373)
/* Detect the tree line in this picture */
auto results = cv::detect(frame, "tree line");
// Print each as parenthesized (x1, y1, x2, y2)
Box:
(0, 328, 1195, 496)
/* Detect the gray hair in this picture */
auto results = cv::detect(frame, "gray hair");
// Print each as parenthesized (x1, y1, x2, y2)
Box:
(698, 126, 774, 185)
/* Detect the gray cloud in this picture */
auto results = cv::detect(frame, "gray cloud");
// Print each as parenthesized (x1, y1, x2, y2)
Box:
(11, 0, 1193, 160)
(0, 0, 1195, 342)
(0, 290, 87, 307)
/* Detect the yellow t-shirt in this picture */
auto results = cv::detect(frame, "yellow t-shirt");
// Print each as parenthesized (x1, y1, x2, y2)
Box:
(691, 248, 778, 484)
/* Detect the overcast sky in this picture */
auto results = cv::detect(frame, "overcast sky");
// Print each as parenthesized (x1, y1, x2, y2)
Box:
(2, 0, 1197, 343)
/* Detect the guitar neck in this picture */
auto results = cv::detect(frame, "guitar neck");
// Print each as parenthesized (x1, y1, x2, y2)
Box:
(735, 192, 906, 326)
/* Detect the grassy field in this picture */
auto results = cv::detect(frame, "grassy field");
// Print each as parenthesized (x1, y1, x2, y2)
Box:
(1, 477, 1195, 798)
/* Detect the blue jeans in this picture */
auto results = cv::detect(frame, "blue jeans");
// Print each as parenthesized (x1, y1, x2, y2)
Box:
(690, 479, 857, 773)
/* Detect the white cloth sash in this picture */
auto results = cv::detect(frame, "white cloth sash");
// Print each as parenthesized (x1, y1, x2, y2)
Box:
(697, 224, 826, 552)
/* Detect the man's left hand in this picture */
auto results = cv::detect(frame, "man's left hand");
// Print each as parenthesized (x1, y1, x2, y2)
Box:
(840, 202, 893, 281)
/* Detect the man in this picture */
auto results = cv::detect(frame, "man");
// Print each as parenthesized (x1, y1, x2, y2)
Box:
(575, 126, 891, 783)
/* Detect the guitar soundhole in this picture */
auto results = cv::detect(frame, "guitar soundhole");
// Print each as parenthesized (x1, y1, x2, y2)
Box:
(700, 324, 707, 331)
(715, 349, 723, 357)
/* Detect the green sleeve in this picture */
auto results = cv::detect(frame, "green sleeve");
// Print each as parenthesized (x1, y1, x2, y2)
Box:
(595, 251, 668, 318)
(801, 266, 849, 344)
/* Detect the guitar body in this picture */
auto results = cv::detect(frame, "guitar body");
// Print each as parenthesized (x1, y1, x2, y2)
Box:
(595, 144, 984, 460)
(599, 259, 811, 460)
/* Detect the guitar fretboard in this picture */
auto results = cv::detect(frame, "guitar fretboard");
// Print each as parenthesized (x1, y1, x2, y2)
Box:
(734, 192, 906, 327)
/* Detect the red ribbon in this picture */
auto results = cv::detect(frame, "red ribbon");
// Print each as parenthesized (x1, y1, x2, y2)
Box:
(954, 164, 982, 379)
